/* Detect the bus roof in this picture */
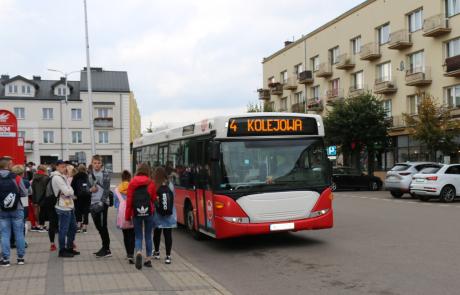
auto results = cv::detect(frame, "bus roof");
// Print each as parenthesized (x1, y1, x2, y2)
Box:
(133, 113, 324, 148)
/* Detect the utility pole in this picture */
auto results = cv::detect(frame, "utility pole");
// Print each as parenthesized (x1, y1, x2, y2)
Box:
(84, 0, 96, 156)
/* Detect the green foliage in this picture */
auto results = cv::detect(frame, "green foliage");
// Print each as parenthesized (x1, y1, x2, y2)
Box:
(403, 94, 460, 160)
(246, 101, 274, 113)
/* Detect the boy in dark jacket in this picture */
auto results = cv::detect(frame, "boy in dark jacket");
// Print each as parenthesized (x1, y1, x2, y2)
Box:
(71, 165, 91, 233)
(31, 165, 49, 232)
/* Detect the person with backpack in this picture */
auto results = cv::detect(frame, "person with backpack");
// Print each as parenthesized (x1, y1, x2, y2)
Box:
(51, 160, 79, 258)
(152, 167, 177, 265)
(31, 165, 49, 232)
(125, 163, 156, 270)
(114, 170, 135, 264)
(88, 155, 112, 258)
(0, 156, 28, 266)
(10, 165, 31, 248)
(71, 165, 91, 234)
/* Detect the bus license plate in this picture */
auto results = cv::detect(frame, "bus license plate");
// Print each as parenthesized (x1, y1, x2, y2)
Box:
(270, 223, 294, 231)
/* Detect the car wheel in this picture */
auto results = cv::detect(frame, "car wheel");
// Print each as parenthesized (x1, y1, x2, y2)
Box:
(390, 191, 403, 198)
(369, 181, 379, 191)
(331, 182, 337, 192)
(410, 192, 417, 198)
(419, 195, 431, 202)
(440, 185, 456, 203)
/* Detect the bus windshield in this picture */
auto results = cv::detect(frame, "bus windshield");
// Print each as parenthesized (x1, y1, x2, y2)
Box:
(218, 138, 330, 192)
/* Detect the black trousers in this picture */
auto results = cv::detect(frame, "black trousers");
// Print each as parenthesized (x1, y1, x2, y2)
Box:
(122, 228, 135, 256)
(47, 203, 58, 243)
(75, 210, 89, 225)
(38, 203, 47, 226)
(91, 204, 110, 250)
(153, 228, 172, 256)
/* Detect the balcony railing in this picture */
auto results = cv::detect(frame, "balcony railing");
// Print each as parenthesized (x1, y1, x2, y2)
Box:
(297, 70, 314, 84)
(269, 82, 284, 95)
(316, 62, 333, 78)
(360, 42, 381, 60)
(388, 29, 412, 50)
(335, 53, 355, 70)
(24, 141, 34, 152)
(257, 89, 270, 100)
(291, 102, 306, 113)
(423, 14, 451, 37)
(388, 116, 407, 129)
(283, 77, 298, 90)
(405, 67, 432, 86)
(444, 55, 460, 77)
(326, 88, 344, 104)
(374, 79, 397, 94)
(94, 117, 113, 128)
(307, 99, 324, 112)
(349, 85, 367, 97)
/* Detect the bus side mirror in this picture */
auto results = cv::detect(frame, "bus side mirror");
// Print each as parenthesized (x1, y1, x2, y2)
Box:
(209, 142, 220, 161)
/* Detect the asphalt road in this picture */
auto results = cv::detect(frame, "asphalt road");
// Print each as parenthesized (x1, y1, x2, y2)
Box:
(172, 191, 460, 295)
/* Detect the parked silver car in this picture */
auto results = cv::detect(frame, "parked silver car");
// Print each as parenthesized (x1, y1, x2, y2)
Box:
(385, 162, 441, 198)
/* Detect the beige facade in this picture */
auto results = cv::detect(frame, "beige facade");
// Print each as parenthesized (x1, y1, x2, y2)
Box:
(261, 0, 460, 166)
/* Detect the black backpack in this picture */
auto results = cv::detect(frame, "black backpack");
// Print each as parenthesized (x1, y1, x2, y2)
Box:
(0, 173, 21, 211)
(133, 185, 152, 217)
(156, 184, 174, 216)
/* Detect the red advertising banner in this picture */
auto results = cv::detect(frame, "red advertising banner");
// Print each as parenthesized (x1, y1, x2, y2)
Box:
(0, 109, 24, 165)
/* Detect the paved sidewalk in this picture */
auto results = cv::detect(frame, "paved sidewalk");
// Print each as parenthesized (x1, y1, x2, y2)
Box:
(0, 210, 231, 295)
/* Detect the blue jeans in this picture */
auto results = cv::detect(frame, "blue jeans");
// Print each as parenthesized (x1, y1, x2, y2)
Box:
(133, 215, 154, 257)
(56, 209, 77, 251)
(0, 210, 25, 260)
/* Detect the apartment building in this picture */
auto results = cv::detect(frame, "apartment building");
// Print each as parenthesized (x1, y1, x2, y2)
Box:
(260, 0, 460, 168)
(0, 67, 141, 174)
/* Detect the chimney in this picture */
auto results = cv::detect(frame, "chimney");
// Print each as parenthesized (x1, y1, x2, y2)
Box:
(284, 41, 293, 47)
(1, 74, 9, 80)
(33, 75, 41, 81)
(60, 77, 65, 81)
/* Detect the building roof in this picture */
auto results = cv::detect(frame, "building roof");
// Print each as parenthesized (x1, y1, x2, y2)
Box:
(80, 68, 130, 93)
(0, 76, 80, 101)
(262, 0, 376, 63)
(1, 75, 40, 89)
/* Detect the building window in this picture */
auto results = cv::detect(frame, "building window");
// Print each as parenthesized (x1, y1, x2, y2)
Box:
(311, 86, 320, 100)
(279, 97, 288, 112)
(377, 62, 392, 82)
(71, 108, 82, 121)
(408, 95, 421, 115)
(408, 9, 423, 32)
(14, 107, 25, 119)
(408, 51, 425, 73)
(378, 23, 390, 45)
(98, 131, 109, 144)
(446, 37, 460, 58)
(294, 64, 303, 76)
(21, 85, 26, 94)
(43, 131, 54, 144)
(383, 100, 392, 118)
(42, 108, 54, 120)
(446, 0, 460, 17)
(8, 85, 13, 93)
(72, 131, 82, 144)
(446, 85, 460, 107)
(352, 71, 364, 89)
(351, 36, 362, 54)
(96, 108, 110, 118)
(280, 71, 288, 83)
(330, 79, 340, 96)
(329, 47, 340, 64)
(26, 85, 31, 94)
(294, 91, 305, 104)
(18, 131, 25, 139)
(311, 56, 320, 72)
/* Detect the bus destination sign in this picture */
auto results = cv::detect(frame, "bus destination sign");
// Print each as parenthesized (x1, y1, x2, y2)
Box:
(227, 116, 318, 137)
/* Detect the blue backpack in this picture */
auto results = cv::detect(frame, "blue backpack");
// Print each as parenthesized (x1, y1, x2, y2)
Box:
(0, 173, 21, 211)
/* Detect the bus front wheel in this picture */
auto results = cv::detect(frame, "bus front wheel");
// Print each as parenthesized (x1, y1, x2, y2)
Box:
(184, 202, 203, 240)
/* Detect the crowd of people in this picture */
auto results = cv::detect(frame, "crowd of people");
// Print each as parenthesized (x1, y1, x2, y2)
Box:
(0, 155, 177, 270)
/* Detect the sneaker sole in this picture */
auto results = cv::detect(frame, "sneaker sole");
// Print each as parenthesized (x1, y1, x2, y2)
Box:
(135, 254, 142, 270)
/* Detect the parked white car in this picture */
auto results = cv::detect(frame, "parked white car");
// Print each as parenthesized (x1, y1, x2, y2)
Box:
(410, 164, 460, 202)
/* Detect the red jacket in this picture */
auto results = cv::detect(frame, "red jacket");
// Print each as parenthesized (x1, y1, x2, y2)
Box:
(125, 175, 157, 221)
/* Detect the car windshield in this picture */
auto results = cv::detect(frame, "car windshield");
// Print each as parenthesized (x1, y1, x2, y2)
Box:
(391, 164, 410, 171)
(218, 138, 330, 192)
(421, 167, 441, 174)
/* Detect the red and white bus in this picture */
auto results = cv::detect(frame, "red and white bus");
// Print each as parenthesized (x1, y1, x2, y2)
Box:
(132, 113, 333, 239)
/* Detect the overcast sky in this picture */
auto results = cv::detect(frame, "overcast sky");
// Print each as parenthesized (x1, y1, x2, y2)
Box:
(0, 0, 364, 130)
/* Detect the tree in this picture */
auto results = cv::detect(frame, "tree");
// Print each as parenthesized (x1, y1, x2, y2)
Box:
(403, 93, 460, 161)
(246, 101, 274, 113)
(324, 93, 388, 175)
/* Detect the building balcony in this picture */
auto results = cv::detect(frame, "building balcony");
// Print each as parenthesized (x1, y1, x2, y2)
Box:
(24, 141, 34, 153)
(283, 77, 298, 91)
(388, 29, 412, 50)
(444, 55, 460, 77)
(307, 100, 324, 112)
(94, 117, 113, 128)
(387, 116, 407, 130)
(405, 67, 432, 86)
(374, 79, 397, 94)
(335, 53, 355, 70)
(360, 42, 381, 61)
(257, 89, 270, 100)
(298, 70, 314, 84)
(291, 102, 306, 113)
(316, 62, 333, 78)
(349, 85, 367, 97)
(326, 88, 344, 105)
(423, 14, 451, 37)
(269, 82, 284, 96)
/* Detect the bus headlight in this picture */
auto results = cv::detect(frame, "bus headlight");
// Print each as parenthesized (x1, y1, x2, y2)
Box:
(308, 209, 329, 218)
(223, 217, 250, 224)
